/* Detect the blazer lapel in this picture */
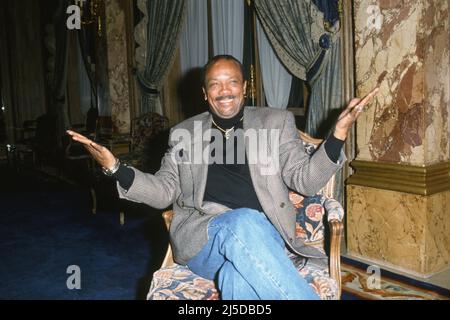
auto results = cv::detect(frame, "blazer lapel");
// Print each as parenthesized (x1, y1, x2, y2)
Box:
(191, 112, 212, 209)
(243, 107, 264, 187)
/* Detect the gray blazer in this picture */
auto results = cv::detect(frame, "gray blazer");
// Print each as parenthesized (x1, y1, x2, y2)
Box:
(117, 107, 345, 265)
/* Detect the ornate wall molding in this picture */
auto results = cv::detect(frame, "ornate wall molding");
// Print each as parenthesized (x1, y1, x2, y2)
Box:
(341, 0, 356, 182)
(347, 160, 450, 196)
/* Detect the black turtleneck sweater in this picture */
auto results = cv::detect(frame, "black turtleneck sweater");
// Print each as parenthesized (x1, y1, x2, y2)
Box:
(202, 107, 263, 211)
(113, 107, 344, 211)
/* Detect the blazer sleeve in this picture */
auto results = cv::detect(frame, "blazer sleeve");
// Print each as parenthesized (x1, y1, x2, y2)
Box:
(116, 129, 180, 209)
(279, 111, 346, 196)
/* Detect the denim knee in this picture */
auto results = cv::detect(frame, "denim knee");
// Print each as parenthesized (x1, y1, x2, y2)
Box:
(211, 208, 264, 229)
(210, 208, 282, 244)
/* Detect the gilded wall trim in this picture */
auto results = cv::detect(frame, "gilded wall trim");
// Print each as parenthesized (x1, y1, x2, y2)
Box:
(346, 161, 450, 196)
(341, 0, 356, 181)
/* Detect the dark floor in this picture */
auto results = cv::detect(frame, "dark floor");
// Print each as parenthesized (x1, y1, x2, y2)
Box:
(0, 159, 168, 299)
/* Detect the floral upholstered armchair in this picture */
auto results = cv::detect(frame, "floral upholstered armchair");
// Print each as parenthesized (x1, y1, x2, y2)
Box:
(147, 131, 344, 300)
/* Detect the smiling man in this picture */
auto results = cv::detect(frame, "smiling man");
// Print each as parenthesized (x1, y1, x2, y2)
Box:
(67, 55, 378, 300)
(202, 56, 247, 119)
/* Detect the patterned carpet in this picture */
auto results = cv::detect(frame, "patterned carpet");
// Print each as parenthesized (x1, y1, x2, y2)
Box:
(341, 257, 450, 300)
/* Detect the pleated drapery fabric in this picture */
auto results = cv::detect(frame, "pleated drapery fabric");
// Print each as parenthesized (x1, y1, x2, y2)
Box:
(254, 0, 343, 138)
(256, 19, 292, 109)
(180, 0, 209, 76)
(137, 0, 186, 115)
(210, 0, 245, 62)
(49, 0, 70, 146)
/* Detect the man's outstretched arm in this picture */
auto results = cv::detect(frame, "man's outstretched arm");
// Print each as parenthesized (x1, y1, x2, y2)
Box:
(280, 87, 379, 195)
(66, 130, 180, 209)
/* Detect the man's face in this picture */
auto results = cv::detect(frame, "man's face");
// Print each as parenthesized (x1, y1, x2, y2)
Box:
(202, 59, 247, 119)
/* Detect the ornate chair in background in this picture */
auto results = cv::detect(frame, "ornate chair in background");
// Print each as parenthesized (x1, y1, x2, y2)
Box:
(115, 112, 169, 225)
(118, 112, 169, 170)
(147, 131, 344, 300)
(68, 112, 169, 224)
(15, 120, 38, 168)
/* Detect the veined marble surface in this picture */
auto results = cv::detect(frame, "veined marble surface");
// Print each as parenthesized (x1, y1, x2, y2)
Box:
(354, 0, 449, 165)
(347, 185, 450, 276)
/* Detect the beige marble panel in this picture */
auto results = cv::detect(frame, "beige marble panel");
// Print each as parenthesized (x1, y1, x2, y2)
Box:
(353, 0, 449, 165)
(347, 185, 450, 276)
(422, 1, 450, 164)
(105, 0, 131, 134)
(425, 191, 450, 273)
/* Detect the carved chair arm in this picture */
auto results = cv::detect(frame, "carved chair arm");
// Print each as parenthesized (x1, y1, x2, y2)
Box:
(328, 219, 343, 299)
(161, 210, 175, 268)
(162, 210, 174, 229)
(323, 197, 345, 222)
(323, 197, 344, 299)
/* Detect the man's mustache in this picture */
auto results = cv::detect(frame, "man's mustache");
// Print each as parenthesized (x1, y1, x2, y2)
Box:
(215, 95, 236, 102)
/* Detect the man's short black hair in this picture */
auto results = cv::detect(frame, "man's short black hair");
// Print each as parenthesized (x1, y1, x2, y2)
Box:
(202, 55, 246, 87)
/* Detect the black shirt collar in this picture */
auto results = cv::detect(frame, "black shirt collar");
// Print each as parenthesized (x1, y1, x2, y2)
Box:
(209, 106, 245, 130)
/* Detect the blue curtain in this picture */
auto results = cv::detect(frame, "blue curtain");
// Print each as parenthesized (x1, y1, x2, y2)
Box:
(137, 0, 186, 115)
(254, 0, 343, 138)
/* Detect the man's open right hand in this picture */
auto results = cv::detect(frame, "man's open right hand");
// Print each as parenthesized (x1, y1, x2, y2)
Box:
(66, 130, 116, 170)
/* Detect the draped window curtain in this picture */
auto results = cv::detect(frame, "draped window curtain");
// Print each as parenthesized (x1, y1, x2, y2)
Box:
(254, 0, 344, 202)
(254, 0, 343, 137)
(211, 0, 244, 62)
(76, 38, 93, 116)
(180, 0, 208, 76)
(137, 0, 186, 115)
(256, 19, 292, 109)
(50, 0, 70, 146)
(77, 28, 99, 116)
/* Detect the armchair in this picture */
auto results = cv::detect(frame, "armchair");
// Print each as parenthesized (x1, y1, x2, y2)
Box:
(15, 119, 38, 167)
(147, 131, 344, 300)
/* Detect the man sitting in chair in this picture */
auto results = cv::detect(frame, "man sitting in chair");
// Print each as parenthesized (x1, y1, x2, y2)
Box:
(67, 55, 378, 300)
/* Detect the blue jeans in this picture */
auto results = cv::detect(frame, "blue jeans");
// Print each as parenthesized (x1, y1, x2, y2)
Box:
(187, 208, 319, 300)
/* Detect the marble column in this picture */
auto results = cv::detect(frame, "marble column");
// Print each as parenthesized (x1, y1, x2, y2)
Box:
(104, 0, 133, 134)
(347, 0, 449, 277)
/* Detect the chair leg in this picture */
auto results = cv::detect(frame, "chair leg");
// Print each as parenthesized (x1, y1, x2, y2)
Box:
(119, 211, 125, 225)
(90, 188, 96, 214)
